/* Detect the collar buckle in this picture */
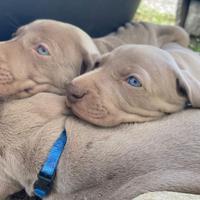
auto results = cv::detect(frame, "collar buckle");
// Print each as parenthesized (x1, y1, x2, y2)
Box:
(34, 171, 56, 198)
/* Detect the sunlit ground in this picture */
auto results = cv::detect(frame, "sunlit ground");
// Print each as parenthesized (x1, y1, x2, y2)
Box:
(135, 0, 175, 25)
(134, 0, 200, 52)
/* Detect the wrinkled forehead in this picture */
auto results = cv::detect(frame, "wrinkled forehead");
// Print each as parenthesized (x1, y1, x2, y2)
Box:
(14, 21, 75, 46)
(100, 45, 173, 73)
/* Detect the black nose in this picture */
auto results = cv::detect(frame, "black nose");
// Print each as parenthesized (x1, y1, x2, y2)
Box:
(66, 83, 87, 103)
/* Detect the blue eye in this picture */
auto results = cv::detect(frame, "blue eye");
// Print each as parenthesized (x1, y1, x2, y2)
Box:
(127, 76, 142, 87)
(36, 44, 50, 56)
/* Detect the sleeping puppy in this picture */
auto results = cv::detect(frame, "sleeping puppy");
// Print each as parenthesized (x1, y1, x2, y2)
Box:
(2, 93, 200, 200)
(66, 44, 200, 126)
(0, 19, 189, 99)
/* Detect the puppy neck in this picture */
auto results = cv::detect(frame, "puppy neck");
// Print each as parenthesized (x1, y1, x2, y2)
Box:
(0, 96, 66, 195)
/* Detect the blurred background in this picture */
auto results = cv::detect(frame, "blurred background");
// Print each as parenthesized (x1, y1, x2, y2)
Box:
(135, 0, 200, 52)
(0, 0, 199, 52)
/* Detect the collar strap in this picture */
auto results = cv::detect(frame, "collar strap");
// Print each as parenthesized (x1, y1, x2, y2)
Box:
(33, 129, 67, 199)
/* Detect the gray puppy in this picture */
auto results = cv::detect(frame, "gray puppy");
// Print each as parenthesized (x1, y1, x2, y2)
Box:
(1, 93, 200, 200)
(66, 44, 200, 126)
(0, 20, 188, 98)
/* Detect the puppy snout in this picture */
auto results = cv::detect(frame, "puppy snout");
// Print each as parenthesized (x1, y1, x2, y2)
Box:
(66, 83, 87, 103)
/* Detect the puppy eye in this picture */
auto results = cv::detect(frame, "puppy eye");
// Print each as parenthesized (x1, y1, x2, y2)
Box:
(127, 76, 142, 87)
(36, 44, 50, 56)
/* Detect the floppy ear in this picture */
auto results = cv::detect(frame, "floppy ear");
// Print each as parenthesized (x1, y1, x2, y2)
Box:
(80, 51, 100, 74)
(176, 69, 200, 108)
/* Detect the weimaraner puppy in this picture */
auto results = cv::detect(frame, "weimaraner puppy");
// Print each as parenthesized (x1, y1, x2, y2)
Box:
(0, 19, 189, 200)
(0, 19, 189, 99)
(66, 44, 200, 126)
(1, 93, 200, 200)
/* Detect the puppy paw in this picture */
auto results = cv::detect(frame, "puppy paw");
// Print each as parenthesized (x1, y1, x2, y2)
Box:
(116, 22, 140, 35)
(111, 21, 148, 44)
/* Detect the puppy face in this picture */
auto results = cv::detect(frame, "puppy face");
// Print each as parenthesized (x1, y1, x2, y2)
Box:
(0, 20, 99, 98)
(66, 45, 188, 127)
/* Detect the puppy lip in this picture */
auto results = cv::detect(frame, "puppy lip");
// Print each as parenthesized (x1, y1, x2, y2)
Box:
(68, 102, 118, 127)
(72, 104, 107, 120)
(74, 110, 114, 127)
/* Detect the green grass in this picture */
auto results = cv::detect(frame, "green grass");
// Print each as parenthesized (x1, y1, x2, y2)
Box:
(189, 37, 200, 52)
(134, 3, 200, 52)
(134, 4, 175, 25)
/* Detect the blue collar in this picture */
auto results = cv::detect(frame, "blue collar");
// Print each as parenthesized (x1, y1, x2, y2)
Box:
(33, 129, 67, 199)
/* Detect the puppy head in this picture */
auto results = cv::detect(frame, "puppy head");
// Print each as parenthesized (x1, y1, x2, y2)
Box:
(66, 45, 200, 127)
(0, 19, 99, 98)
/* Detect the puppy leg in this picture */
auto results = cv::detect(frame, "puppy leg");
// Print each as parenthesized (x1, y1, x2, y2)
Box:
(112, 22, 190, 47)
(134, 191, 200, 200)
(155, 24, 190, 47)
(94, 22, 189, 53)
(94, 23, 150, 53)
(108, 170, 200, 200)
(109, 22, 157, 46)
